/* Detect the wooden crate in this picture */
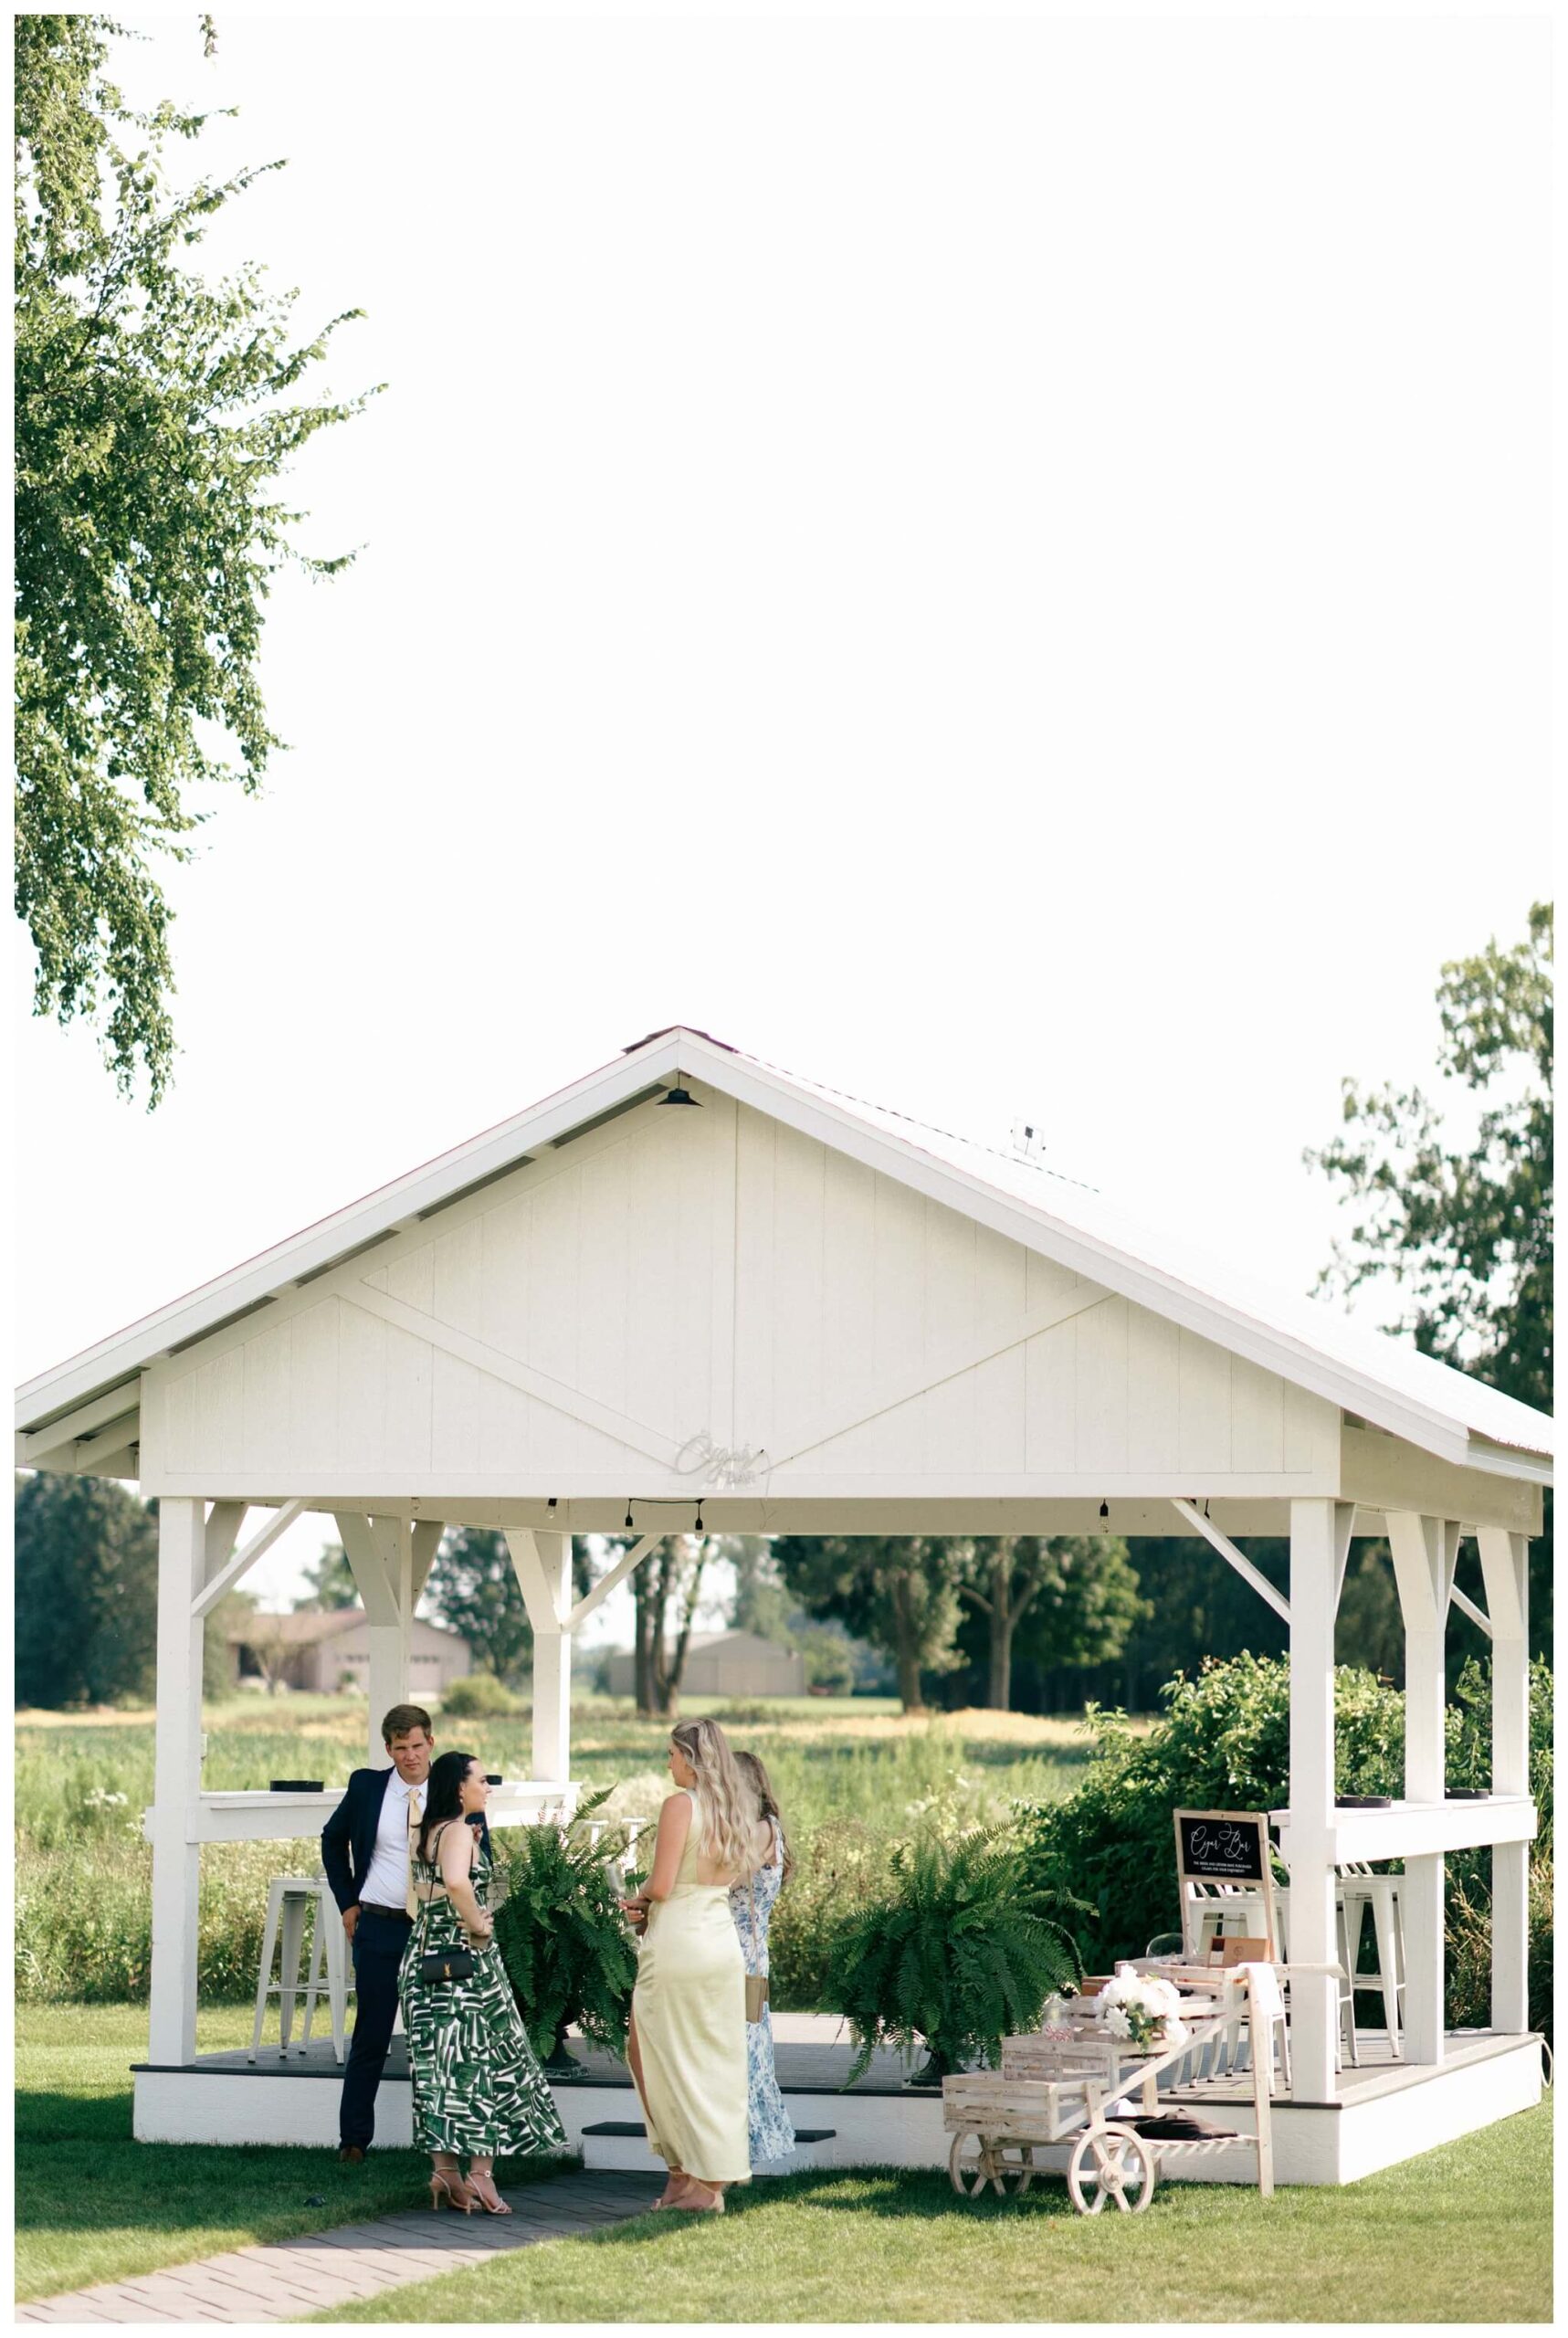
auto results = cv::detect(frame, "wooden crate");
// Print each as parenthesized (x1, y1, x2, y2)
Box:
(939, 2085, 1075, 2141)
(1001, 2034, 1114, 2082)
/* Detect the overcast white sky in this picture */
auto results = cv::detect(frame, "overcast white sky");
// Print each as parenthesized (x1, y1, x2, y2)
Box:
(13, 6, 1550, 1625)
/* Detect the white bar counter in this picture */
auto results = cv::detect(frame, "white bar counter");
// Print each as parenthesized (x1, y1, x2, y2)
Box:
(142, 1780, 581, 1846)
(1270, 1795, 1537, 1866)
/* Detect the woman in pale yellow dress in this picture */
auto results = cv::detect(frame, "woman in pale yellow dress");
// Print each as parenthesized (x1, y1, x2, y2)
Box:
(620, 1719, 769, 2214)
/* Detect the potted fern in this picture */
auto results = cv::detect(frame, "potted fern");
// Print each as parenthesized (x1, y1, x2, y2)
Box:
(492, 1788, 639, 2076)
(820, 1827, 1080, 2088)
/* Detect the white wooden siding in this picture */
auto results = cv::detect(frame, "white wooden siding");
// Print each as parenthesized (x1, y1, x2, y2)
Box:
(140, 1093, 1338, 1498)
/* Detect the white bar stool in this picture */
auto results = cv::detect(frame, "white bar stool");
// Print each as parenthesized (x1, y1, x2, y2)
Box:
(1272, 1886, 1360, 2069)
(250, 1876, 351, 2062)
(1338, 1865, 1405, 2059)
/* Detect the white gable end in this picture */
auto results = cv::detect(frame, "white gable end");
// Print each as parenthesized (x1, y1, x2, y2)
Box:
(138, 1086, 1338, 1502)
(21, 1026, 1549, 1517)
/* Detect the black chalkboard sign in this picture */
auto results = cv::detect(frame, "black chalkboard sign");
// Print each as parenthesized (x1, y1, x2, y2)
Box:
(1175, 1811, 1268, 1883)
(1173, 1809, 1278, 1959)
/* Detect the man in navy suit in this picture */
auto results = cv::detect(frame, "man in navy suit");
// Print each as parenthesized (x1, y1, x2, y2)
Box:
(321, 1702, 490, 2160)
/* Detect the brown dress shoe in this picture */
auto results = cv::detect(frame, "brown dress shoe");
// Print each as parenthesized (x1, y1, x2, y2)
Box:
(337, 2143, 367, 2164)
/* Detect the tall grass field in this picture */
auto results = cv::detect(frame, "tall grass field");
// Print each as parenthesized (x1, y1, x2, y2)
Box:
(16, 1693, 1096, 2007)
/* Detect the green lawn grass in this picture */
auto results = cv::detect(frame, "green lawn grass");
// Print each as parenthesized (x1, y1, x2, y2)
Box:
(14, 2006, 572, 2304)
(316, 2110, 1554, 2326)
(15, 2004, 1552, 2322)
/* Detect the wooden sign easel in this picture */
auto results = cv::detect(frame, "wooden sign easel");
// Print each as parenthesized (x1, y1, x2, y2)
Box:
(1173, 1808, 1279, 1961)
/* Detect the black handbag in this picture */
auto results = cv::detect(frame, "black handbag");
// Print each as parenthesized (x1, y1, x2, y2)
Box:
(419, 1945, 476, 1985)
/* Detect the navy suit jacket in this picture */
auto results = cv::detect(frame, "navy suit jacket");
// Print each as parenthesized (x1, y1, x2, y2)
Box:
(321, 1767, 492, 1913)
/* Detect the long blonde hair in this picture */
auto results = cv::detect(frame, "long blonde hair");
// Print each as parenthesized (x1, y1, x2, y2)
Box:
(734, 1749, 793, 1884)
(670, 1718, 758, 1879)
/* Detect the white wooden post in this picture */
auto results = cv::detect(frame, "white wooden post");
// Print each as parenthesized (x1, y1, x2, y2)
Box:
(1388, 1511, 1458, 2065)
(1288, 1497, 1343, 2100)
(504, 1530, 574, 1781)
(1478, 1528, 1531, 2034)
(149, 1498, 206, 2066)
(337, 1514, 409, 1762)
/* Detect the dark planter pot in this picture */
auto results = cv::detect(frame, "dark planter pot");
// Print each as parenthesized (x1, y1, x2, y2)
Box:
(905, 2048, 953, 2090)
(543, 2039, 586, 2079)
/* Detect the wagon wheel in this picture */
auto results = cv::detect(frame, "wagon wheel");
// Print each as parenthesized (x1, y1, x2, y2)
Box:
(948, 2131, 995, 2197)
(1067, 2123, 1156, 2216)
(992, 2142, 1037, 2195)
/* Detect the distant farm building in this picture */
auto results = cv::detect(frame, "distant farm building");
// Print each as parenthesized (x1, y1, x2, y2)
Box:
(226, 1610, 472, 1697)
(605, 1629, 805, 1700)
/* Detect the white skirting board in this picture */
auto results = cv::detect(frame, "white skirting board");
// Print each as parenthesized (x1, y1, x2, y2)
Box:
(135, 2065, 416, 2149)
(132, 2037, 1543, 2185)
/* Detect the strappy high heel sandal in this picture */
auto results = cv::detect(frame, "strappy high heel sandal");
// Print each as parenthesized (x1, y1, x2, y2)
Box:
(429, 2164, 476, 2213)
(467, 2167, 512, 2216)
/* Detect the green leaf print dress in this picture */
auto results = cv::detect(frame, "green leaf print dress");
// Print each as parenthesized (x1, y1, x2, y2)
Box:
(400, 1820, 568, 2159)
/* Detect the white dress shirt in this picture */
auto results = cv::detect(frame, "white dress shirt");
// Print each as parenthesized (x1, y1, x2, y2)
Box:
(361, 1770, 424, 1909)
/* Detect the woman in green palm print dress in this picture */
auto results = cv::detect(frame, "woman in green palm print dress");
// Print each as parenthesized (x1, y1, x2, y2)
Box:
(400, 1751, 567, 2213)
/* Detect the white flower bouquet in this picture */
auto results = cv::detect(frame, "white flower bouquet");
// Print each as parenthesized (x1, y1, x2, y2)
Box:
(1098, 1964, 1191, 2053)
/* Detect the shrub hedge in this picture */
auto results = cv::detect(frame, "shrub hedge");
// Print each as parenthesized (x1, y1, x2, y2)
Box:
(1015, 1653, 1552, 2037)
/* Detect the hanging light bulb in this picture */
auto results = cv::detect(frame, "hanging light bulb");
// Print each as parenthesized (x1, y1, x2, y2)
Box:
(695, 1502, 705, 1532)
(625, 1503, 635, 1532)
(1099, 1500, 1109, 1521)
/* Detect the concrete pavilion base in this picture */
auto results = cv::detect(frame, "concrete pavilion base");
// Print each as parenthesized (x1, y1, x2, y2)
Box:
(131, 2017, 1543, 2189)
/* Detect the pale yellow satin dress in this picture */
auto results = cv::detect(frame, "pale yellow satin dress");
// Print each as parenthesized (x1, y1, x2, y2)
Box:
(630, 1788, 751, 2184)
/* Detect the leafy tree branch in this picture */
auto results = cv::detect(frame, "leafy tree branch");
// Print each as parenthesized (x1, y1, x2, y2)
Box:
(14, 13, 381, 1100)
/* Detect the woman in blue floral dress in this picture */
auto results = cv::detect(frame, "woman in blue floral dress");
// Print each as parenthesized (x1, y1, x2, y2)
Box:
(730, 1753, 796, 2168)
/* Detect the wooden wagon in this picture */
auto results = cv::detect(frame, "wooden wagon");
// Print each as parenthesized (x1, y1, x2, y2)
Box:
(942, 1967, 1277, 2215)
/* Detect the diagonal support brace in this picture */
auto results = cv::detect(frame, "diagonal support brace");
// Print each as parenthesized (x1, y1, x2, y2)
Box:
(1172, 1498, 1292, 1627)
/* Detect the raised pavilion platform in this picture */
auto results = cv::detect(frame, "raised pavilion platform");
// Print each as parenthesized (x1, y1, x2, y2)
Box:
(131, 2017, 1543, 2190)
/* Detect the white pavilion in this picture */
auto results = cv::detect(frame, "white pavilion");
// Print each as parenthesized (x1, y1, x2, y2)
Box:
(14, 1027, 1550, 2178)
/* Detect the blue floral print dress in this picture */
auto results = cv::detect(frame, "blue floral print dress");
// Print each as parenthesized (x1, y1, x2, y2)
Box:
(729, 1824, 796, 2166)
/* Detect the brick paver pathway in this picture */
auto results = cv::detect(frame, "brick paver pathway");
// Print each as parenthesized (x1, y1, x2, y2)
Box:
(17, 2169, 665, 2324)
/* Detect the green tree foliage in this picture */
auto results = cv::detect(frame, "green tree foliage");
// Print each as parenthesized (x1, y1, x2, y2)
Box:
(772, 1535, 966, 1712)
(819, 1827, 1080, 2080)
(1309, 902, 1552, 1408)
(14, 14, 378, 1100)
(292, 1540, 357, 1610)
(794, 1620, 855, 1694)
(629, 1532, 715, 1717)
(16, 1472, 159, 1705)
(953, 1535, 1146, 1711)
(425, 1528, 533, 1683)
(1307, 902, 1552, 1648)
(728, 1536, 795, 1644)
(1064, 1536, 1289, 1712)
(14, 1472, 237, 1702)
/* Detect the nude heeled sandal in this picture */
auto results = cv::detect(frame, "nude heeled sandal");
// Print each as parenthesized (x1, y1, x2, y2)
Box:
(429, 2166, 476, 2213)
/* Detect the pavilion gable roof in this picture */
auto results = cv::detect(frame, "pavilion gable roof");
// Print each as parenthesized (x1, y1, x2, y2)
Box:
(15, 1026, 1552, 1482)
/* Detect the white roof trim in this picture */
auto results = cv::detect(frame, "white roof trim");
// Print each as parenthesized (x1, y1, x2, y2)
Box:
(16, 1027, 1552, 1480)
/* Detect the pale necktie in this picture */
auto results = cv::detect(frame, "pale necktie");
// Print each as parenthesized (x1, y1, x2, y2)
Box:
(405, 1786, 425, 1918)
